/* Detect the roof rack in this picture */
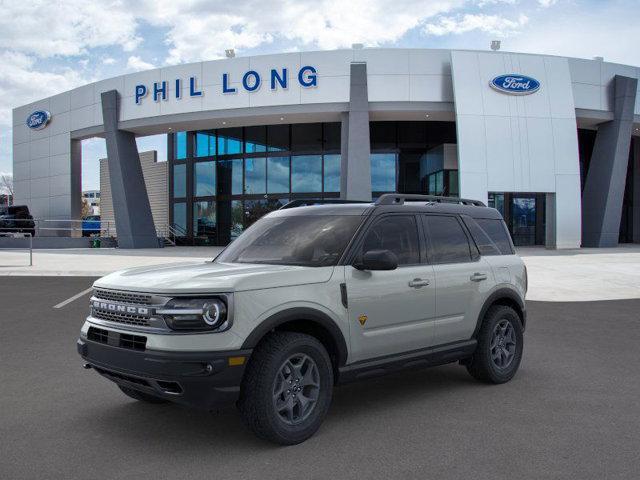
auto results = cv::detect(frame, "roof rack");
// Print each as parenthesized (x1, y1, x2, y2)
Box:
(279, 199, 371, 210)
(374, 193, 486, 207)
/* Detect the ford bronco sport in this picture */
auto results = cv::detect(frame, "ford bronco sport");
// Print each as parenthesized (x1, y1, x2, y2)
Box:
(77, 194, 527, 444)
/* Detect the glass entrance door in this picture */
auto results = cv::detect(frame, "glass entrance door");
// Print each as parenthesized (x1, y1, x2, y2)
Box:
(510, 195, 537, 246)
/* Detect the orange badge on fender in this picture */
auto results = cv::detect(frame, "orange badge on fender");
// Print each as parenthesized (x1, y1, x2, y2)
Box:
(358, 314, 367, 326)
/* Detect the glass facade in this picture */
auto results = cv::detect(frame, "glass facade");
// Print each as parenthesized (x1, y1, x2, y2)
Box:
(169, 123, 341, 245)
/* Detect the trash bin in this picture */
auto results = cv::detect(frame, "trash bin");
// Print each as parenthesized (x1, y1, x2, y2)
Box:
(91, 238, 101, 248)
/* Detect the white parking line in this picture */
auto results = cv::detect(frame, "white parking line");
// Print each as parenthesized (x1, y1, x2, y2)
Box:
(53, 287, 93, 309)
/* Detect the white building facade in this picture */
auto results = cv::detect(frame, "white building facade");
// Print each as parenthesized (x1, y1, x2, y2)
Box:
(12, 48, 640, 248)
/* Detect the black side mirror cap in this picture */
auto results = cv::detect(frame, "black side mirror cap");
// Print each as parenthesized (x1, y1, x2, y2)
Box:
(355, 249, 399, 271)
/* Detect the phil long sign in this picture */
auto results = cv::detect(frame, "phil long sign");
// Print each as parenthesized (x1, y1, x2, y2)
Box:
(490, 74, 540, 95)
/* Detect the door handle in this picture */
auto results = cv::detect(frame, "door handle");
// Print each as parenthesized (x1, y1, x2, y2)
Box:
(408, 278, 430, 288)
(470, 272, 488, 282)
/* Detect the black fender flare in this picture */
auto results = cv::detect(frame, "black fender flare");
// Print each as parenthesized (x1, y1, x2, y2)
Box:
(473, 288, 526, 337)
(241, 307, 349, 367)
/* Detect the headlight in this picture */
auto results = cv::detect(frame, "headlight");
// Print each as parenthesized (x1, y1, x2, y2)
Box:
(158, 297, 230, 332)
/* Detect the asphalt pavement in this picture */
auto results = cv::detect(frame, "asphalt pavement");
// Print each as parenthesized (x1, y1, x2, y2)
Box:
(1, 276, 639, 480)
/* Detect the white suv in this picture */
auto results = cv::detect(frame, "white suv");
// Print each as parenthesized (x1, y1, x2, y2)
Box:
(77, 194, 527, 445)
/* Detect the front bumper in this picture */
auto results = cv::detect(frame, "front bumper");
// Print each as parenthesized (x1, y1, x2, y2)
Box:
(77, 338, 251, 409)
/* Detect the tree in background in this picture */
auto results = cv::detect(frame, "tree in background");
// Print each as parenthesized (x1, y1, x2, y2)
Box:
(81, 198, 92, 218)
(1, 174, 13, 206)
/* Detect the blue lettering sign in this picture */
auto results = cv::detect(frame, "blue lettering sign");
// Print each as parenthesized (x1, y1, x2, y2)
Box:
(189, 76, 202, 97)
(153, 81, 167, 101)
(222, 73, 236, 93)
(135, 85, 147, 104)
(298, 66, 317, 87)
(242, 70, 261, 92)
(490, 74, 540, 95)
(271, 68, 287, 90)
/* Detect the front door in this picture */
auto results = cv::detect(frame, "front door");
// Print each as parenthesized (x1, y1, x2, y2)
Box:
(345, 214, 436, 363)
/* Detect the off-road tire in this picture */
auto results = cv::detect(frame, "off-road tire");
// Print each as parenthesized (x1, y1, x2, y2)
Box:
(118, 385, 169, 404)
(238, 331, 334, 445)
(466, 305, 524, 384)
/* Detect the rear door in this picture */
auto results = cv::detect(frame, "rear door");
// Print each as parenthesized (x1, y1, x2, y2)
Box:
(345, 214, 436, 363)
(422, 214, 492, 345)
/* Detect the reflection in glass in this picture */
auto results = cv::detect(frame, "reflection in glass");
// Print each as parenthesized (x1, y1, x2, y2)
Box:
(173, 202, 187, 234)
(291, 155, 322, 193)
(231, 200, 244, 240)
(194, 161, 216, 197)
(174, 131, 187, 160)
(218, 159, 243, 195)
(267, 156, 290, 193)
(371, 153, 397, 192)
(323, 154, 340, 192)
(195, 131, 215, 157)
(292, 123, 322, 151)
(218, 128, 243, 155)
(245, 158, 266, 194)
(194, 201, 216, 239)
(173, 163, 186, 197)
(245, 126, 267, 153)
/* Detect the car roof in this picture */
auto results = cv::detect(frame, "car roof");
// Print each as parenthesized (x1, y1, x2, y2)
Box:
(270, 196, 503, 220)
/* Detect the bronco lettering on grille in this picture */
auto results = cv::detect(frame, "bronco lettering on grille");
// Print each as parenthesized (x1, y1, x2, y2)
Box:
(92, 300, 150, 316)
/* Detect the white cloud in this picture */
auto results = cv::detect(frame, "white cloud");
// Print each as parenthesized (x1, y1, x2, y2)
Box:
(538, 0, 557, 7)
(424, 13, 529, 36)
(102, 57, 116, 65)
(126, 55, 156, 72)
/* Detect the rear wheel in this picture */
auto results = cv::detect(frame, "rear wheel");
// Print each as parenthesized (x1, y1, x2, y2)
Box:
(466, 305, 523, 384)
(238, 331, 333, 445)
(118, 385, 168, 404)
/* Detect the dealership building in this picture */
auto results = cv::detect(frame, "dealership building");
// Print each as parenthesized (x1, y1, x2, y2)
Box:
(11, 48, 640, 248)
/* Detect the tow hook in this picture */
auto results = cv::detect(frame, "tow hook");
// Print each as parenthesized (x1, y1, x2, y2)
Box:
(82, 363, 92, 370)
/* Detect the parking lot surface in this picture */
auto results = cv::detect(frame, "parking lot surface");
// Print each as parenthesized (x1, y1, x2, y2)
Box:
(1, 276, 639, 480)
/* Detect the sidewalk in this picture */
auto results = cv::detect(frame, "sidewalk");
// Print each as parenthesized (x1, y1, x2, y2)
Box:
(1, 245, 639, 302)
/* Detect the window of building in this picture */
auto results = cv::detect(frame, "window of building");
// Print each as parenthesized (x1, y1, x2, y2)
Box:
(174, 131, 187, 160)
(292, 123, 322, 151)
(324, 154, 340, 193)
(218, 128, 243, 155)
(193, 201, 216, 238)
(195, 131, 216, 157)
(194, 161, 215, 197)
(173, 163, 187, 198)
(173, 202, 187, 234)
(423, 215, 471, 264)
(361, 215, 420, 265)
(245, 157, 266, 194)
(245, 126, 267, 153)
(267, 124, 289, 152)
(323, 123, 341, 151)
(267, 156, 290, 193)
(218, 159, 243, 195)
(291, 155, 322, 193)
(371, 153, 397, 193)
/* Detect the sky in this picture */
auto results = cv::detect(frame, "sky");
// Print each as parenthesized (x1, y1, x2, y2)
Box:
(0, 0, 639, 192)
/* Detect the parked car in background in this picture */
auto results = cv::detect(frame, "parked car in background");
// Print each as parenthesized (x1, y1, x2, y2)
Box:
(82, 215, 101, 237)
(0, 205, 35, 236)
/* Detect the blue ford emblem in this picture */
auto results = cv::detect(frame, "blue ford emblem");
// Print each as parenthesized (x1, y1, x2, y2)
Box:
(490, 74, 540, 95)
(26, 110, 52, 130)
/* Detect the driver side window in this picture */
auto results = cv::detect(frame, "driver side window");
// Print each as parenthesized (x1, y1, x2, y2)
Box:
(360, 215, 420, 265)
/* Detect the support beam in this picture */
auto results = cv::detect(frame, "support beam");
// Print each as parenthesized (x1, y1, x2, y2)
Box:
(101, 90, 159, 248)
(633, 139, 640, 243)
(340, 63, 372, 201)
(582, 75, 638, 247)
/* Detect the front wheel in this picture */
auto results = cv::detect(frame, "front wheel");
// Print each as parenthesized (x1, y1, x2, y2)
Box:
(466, 305, 524, 384)
(238, 332, 334, 445)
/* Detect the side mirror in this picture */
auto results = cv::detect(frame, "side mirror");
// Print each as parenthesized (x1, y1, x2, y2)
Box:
(354, 249, 398, 271)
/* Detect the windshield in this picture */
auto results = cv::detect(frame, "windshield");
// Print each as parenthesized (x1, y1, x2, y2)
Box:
(216, 215, 363, 267)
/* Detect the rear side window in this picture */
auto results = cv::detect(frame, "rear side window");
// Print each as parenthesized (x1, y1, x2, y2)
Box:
(423, 215, 472, 264)
(361, 215, 420, 265)
(475, 218, 514, 255)
(462, 217, 501, 256)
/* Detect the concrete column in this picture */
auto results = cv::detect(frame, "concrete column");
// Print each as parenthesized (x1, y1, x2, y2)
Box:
(101, 90, 159, 248)
(582, 75, 638, 247)
(340, 62, 372, 201)
(545, 193, 557, 249)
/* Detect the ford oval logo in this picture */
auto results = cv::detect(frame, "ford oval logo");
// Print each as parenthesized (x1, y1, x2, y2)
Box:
(490, 74, 540, 95)
(26, 110, 51, 130)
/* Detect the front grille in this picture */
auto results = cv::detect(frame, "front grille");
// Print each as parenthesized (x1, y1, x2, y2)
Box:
(93, 289, 152, 305)
(86, 326, 147, 351)
(119, 333, 147, 351)
(87, 326, 109, 344)
(92, 309, 151, 327)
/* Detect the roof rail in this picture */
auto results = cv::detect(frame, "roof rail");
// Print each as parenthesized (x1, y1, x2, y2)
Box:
(374, 193, 486, 207)
(279, 199, 371, 210)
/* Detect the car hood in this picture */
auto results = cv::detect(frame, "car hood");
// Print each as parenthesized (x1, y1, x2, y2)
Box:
(93, 261, 335, 294)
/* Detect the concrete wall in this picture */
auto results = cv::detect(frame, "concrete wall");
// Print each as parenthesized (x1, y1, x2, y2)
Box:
(99, 151, 168, 237)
